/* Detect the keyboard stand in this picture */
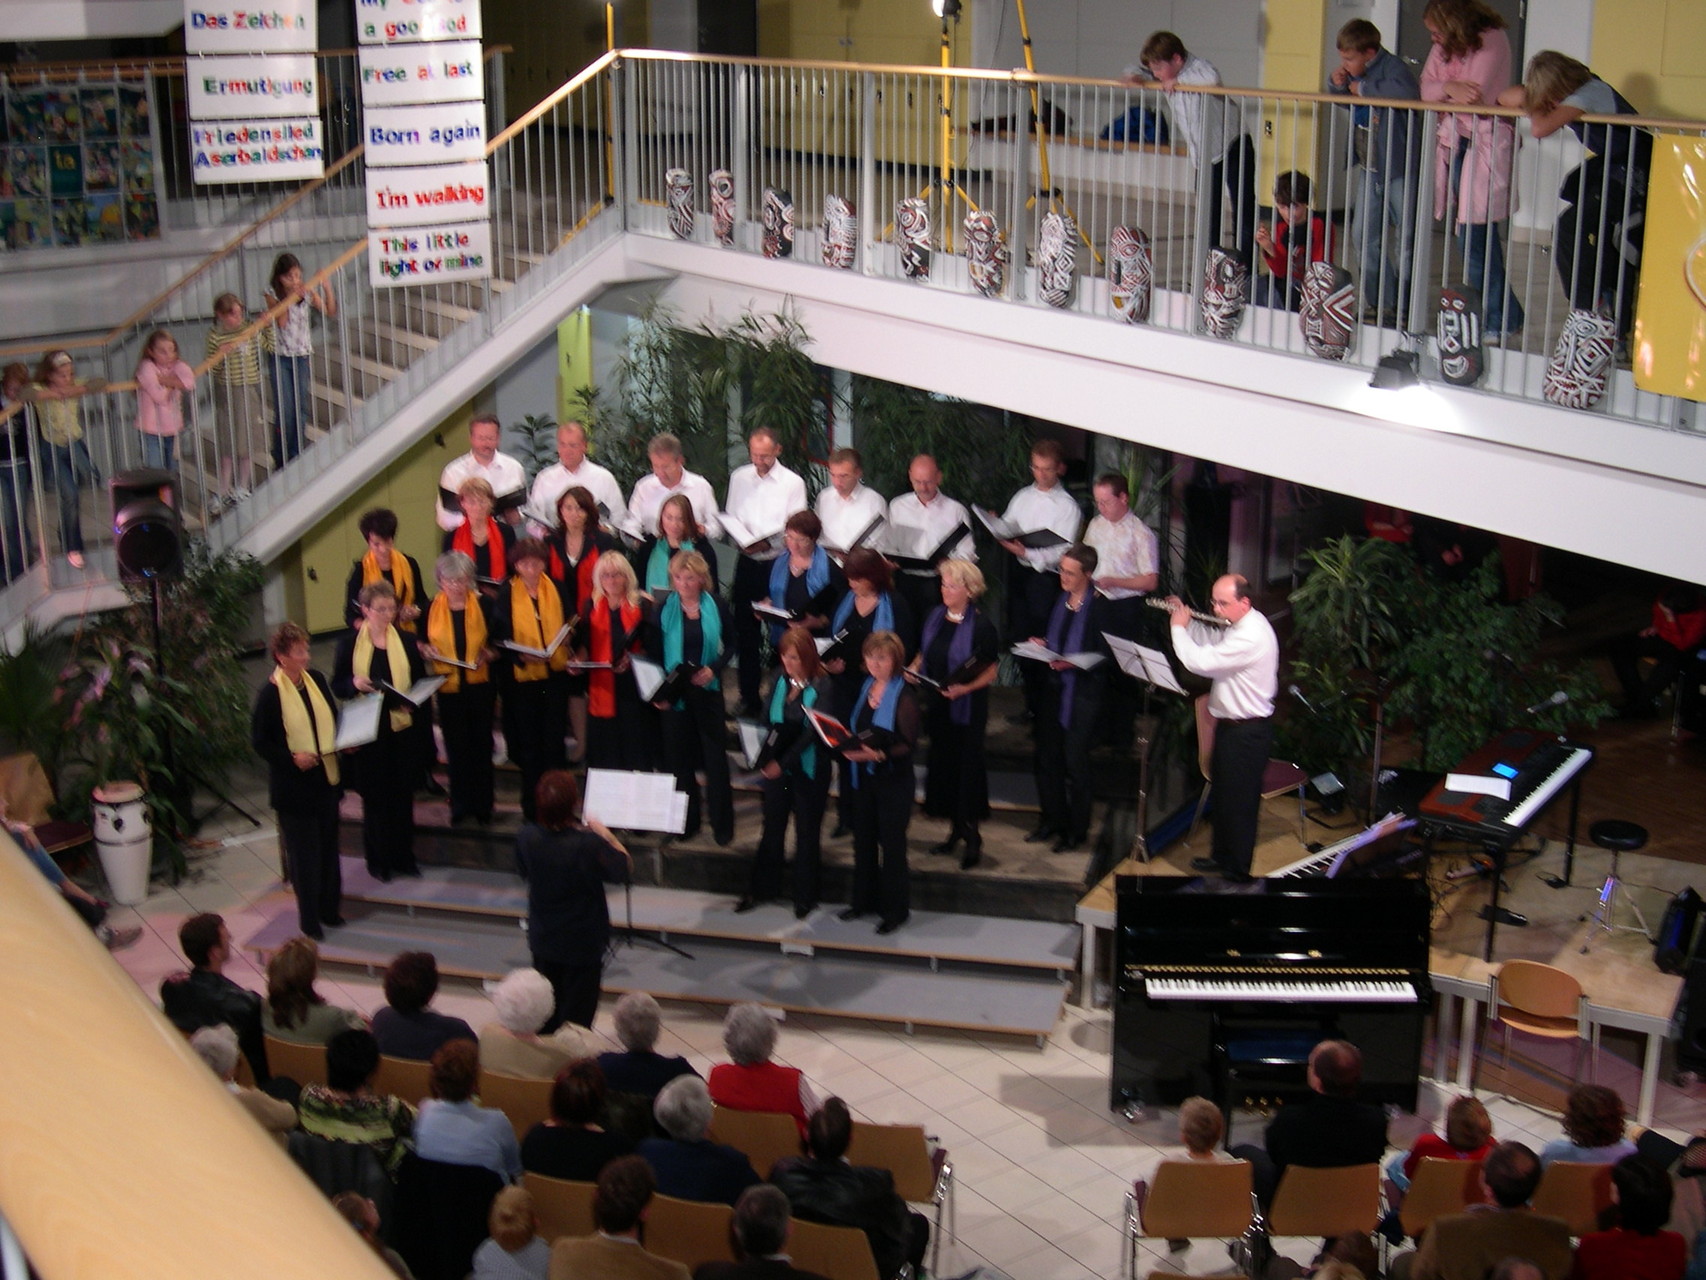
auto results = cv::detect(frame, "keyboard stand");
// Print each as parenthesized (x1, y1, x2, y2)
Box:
(1540, 775, 1587, 889)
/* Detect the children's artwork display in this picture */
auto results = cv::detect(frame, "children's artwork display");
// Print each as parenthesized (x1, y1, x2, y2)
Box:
(0, 80, 162, 249)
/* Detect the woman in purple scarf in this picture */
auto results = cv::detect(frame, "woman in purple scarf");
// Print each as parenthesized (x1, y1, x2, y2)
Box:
(1027, 544, 1110, 853)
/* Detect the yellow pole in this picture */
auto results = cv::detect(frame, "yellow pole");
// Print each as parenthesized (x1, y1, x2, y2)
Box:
(1012, 0, 1055, 206)
(939, 16, 956, 253)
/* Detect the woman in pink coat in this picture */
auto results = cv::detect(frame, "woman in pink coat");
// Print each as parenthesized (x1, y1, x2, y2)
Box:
(1420, 0, 1524, 340)
(135, 328, 195, 475)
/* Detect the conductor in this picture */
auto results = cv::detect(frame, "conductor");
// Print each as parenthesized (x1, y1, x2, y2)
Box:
(1167, 574, 1278, 881)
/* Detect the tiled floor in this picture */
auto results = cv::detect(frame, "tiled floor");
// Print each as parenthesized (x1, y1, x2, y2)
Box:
(101, 794, 1705, 1280)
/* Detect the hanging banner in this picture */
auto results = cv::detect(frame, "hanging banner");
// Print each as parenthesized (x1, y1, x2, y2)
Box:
(1633, 135, 1706, 403)
(366, 159, 489, 225)
(188, 53, 319, 119)
(191, 117, 325, 181)
(369, 219, 492, 286)
(185, 0, 317, 54)
(357, 41, 483, 106)
(364, 103, 486, 166)
(356, 0, 482, 45)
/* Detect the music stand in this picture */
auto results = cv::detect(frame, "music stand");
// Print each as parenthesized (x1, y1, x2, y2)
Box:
(1102, 633, 1188, 868)
(583, 768, 695, 961)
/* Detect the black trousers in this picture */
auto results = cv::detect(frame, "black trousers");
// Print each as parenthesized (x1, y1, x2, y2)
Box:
(662, 685, 734, 841)
(352, 730, 417, 878)
(1012, 566, 1060, 717)
(1211, 715, 1274, 876)
(278, 793, 342, 935)
(1034, 683, 1098, 841)
(752, 765, 830, 909)
(731, 554, 773, 709)
(1208, 134, 1258, 263)
(533, 954, 604, 1033)
(503, 674, 567, 821)
(894, 573, 938, 639)
(851, 763, 913, 922)
(922, 709, 988, 841)
(1609, 632, 1689, 710)
(438, 684, 496, 822)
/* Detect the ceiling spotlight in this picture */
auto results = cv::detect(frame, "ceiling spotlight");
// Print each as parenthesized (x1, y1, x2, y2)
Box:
(932, 0, 963, 17)
(1369, 348, 1420, 391)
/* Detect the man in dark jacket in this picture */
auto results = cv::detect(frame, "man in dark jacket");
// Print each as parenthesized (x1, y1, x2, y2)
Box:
(1234, 1038, 1388, 1208)
(693, 1185, 830, 1280)
(160, 912, 269, 1083)
(769, 1098, 927, 1280)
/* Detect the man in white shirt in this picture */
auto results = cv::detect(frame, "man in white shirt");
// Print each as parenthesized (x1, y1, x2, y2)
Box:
(625, 432, 721, 539)
(815, 447, 887, 556)
(1169, 574, 1278, 881)
(526, 420, 624, 534)
(725, 426, 809, 714)
(1127, 31, 1255, 263)
(436, 415, 527, 532)
(996, 440, 1082, 717)
(1085, 471, 1164, 747)
(886, 453, 976, 625)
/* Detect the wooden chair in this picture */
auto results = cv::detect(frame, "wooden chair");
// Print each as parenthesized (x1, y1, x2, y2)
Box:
(847, 1121, 954, 1276)
(522, 1173, 596, 1241)
(1267, 1163, 1382, 1239)
(478, 1068, 553, 1139)
(1477, 960, 1593, 1088)
(263, 1035, 329, 1088)
(788, 1217, 880, 1280)
(372, 1054, 434, 1105)
(645, 1193, 737, 1270)
(1398, 1158, 1485, 1240)
(707, 1106, 802, 1180)
(1531, 1161, 1614, 1237)
(1185, 695, 1309, 845)
(0, 751, 93, 860)
(1123, 1159, 1253, 1280)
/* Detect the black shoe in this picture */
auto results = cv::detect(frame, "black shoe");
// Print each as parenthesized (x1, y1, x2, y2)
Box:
(714, 829, 735, 847)
(1225, 871, 1256, 884)
(303, 927, 325, 941)
(733, 896, 761, 914)
(1188, 856, 1224, 874)
(1024, 825, 1059, 844)
(830, 823, 851, 840)
(422, 778, 448, 797)
(960, 845, 982, 871)
(794, 903, 815, 920)
(1052, 835, 1081, 853)
(875, 914, 909, 935)
(321, 915, 346, 928)
(837, 907, 868, 922)
(931, 834, 962, 856)
(371, 869, 394, 884)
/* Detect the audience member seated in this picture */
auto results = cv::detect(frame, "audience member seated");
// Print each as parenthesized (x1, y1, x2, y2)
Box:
(190, 1024, 296, 1146)
(473, 1184, 551, 1280)
(262, 935, 366, 1045)
(372, 951, 478, 1061)
(695, 1184, 832, 1280)
(1383, 1095, 1495, 1238)
(547, 1155, 690, 1280)
(707, 1003, 819, 1139)
(414, 1039, 523, 1183)
(480, 968, 604, 1079)
(770, 1097, 928, 1280)
(1390, 1141, 1573, 1280)
(1132, 1096, 1238, 1254)
(1233, 1038, 1388, 1207)
(1540, 1084, 1637, 1167)
(332, 1191, 415, 1279)
(521, 1057, 634, 1182)
(638, 1075, 761, 1206)
(1573, 1154, 1684, 1280)
(598, 992, 700, 1100)
(161, 912, 270, 1084)
(298, 1028, 416, 1175)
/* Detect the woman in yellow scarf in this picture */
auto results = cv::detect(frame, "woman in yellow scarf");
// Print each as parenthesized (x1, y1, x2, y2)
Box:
(332, 581, 427, 881)
(419, 551, 497, 826)
(344, 508, 423, 631)
(495, 538, 571, 823)
(250, 621, 344, 938)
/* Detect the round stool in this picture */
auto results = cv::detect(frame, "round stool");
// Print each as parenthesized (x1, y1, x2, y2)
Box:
(1581, 819, 1651, 951)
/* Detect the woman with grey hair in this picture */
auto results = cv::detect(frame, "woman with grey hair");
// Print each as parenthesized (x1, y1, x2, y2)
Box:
(420, 550, 499, 826)
(636, 1075, 761, 1205)
(596, 991, 699, 1101)
(706, 1002, 819, 1138)
(190, 1024, 297, 1143)
(478, 967, 604, 1078)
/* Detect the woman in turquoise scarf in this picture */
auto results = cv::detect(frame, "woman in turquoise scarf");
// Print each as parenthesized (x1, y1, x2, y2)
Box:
(839, 630, 921, 935)
(639, 493, 719, 599)
(647, 549, 735, 844)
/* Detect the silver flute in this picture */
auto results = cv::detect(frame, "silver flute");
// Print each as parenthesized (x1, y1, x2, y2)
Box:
(1145, 596, 1229, 628)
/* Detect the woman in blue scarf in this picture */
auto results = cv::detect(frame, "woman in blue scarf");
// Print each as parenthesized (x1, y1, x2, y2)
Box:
(762, 511, 845, 643)
(824, 547, 916, 838)
(739, 626, 834, 918)
(839, 630, 921, 935)
(646, 549, 735, 844)
(1027, 544, 1110, 853)
(639, 493, 718, 599)
(910, 559, 1000, 870)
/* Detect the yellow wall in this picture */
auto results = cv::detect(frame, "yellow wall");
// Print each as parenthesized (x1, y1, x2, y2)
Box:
(760, 0, 963, 68)
(1258, 0, 1331, 200)
(1592, 0, 1706, 119)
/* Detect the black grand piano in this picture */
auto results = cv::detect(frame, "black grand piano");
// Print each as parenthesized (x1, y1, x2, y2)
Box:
(1111, 876, 1432, 1116)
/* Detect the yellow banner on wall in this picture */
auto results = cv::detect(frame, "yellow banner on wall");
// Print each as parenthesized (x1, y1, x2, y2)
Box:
(1633, 135, 1706, 402)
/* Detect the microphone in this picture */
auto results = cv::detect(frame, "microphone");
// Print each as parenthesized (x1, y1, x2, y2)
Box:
(1523, 690, 1569, 716)
(1287, 683, 1320, 715)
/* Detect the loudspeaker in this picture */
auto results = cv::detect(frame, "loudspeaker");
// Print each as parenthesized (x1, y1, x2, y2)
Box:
(109, 469, 182, 581)
(1677, 948, 1706, 1073)
(1307, 770, 1347, 814)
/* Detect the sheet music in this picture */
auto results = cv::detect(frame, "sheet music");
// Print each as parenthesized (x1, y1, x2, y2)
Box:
(1103, 634, 1186, 693)
(334, 693, 383, 750)
(751, 602, 797, 623)
(501, 622, 573, 660)
(1010, 640, 1106, 670)
(631, 656, 665, 701)
(735, 719, 769, 769)
(381, 676, 448, 706)
(1444, 773, 1512, 801)
(718, 512, 785, 553)
(582, 769, 688, 833)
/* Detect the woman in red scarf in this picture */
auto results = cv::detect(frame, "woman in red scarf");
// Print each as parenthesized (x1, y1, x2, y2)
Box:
(579, 551, 657, 771)
(444, 477, 514, 601)
(549, 486, 612, 766)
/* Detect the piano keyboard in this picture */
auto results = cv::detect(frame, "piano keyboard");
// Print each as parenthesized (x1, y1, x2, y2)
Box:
(1270, 813, 1415, 878)
(1499, 744, 1593, 828)
(1146, 976, 1419, 1003)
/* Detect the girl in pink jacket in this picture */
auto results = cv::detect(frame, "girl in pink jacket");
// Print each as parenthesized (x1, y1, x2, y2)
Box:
(135, 329, 195, 475)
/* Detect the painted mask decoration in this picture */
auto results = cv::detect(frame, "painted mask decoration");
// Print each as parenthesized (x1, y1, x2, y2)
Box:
(1436, 287, 1484, 387)
(1036, 211, 1077, 309)
(1110, 225, 1153, 324)
(964, 209, 1008, 298)
(822, 194, 857, 269)
(709, 169, 736, 247)
(1542, 307, 1617, 410)
(897, 197, 931, 280)
(1200, 247, 1250, 340)
(761, 187, 795, 259)
(665, 168, 694, 240)
(1300, 262, 1357, 361)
